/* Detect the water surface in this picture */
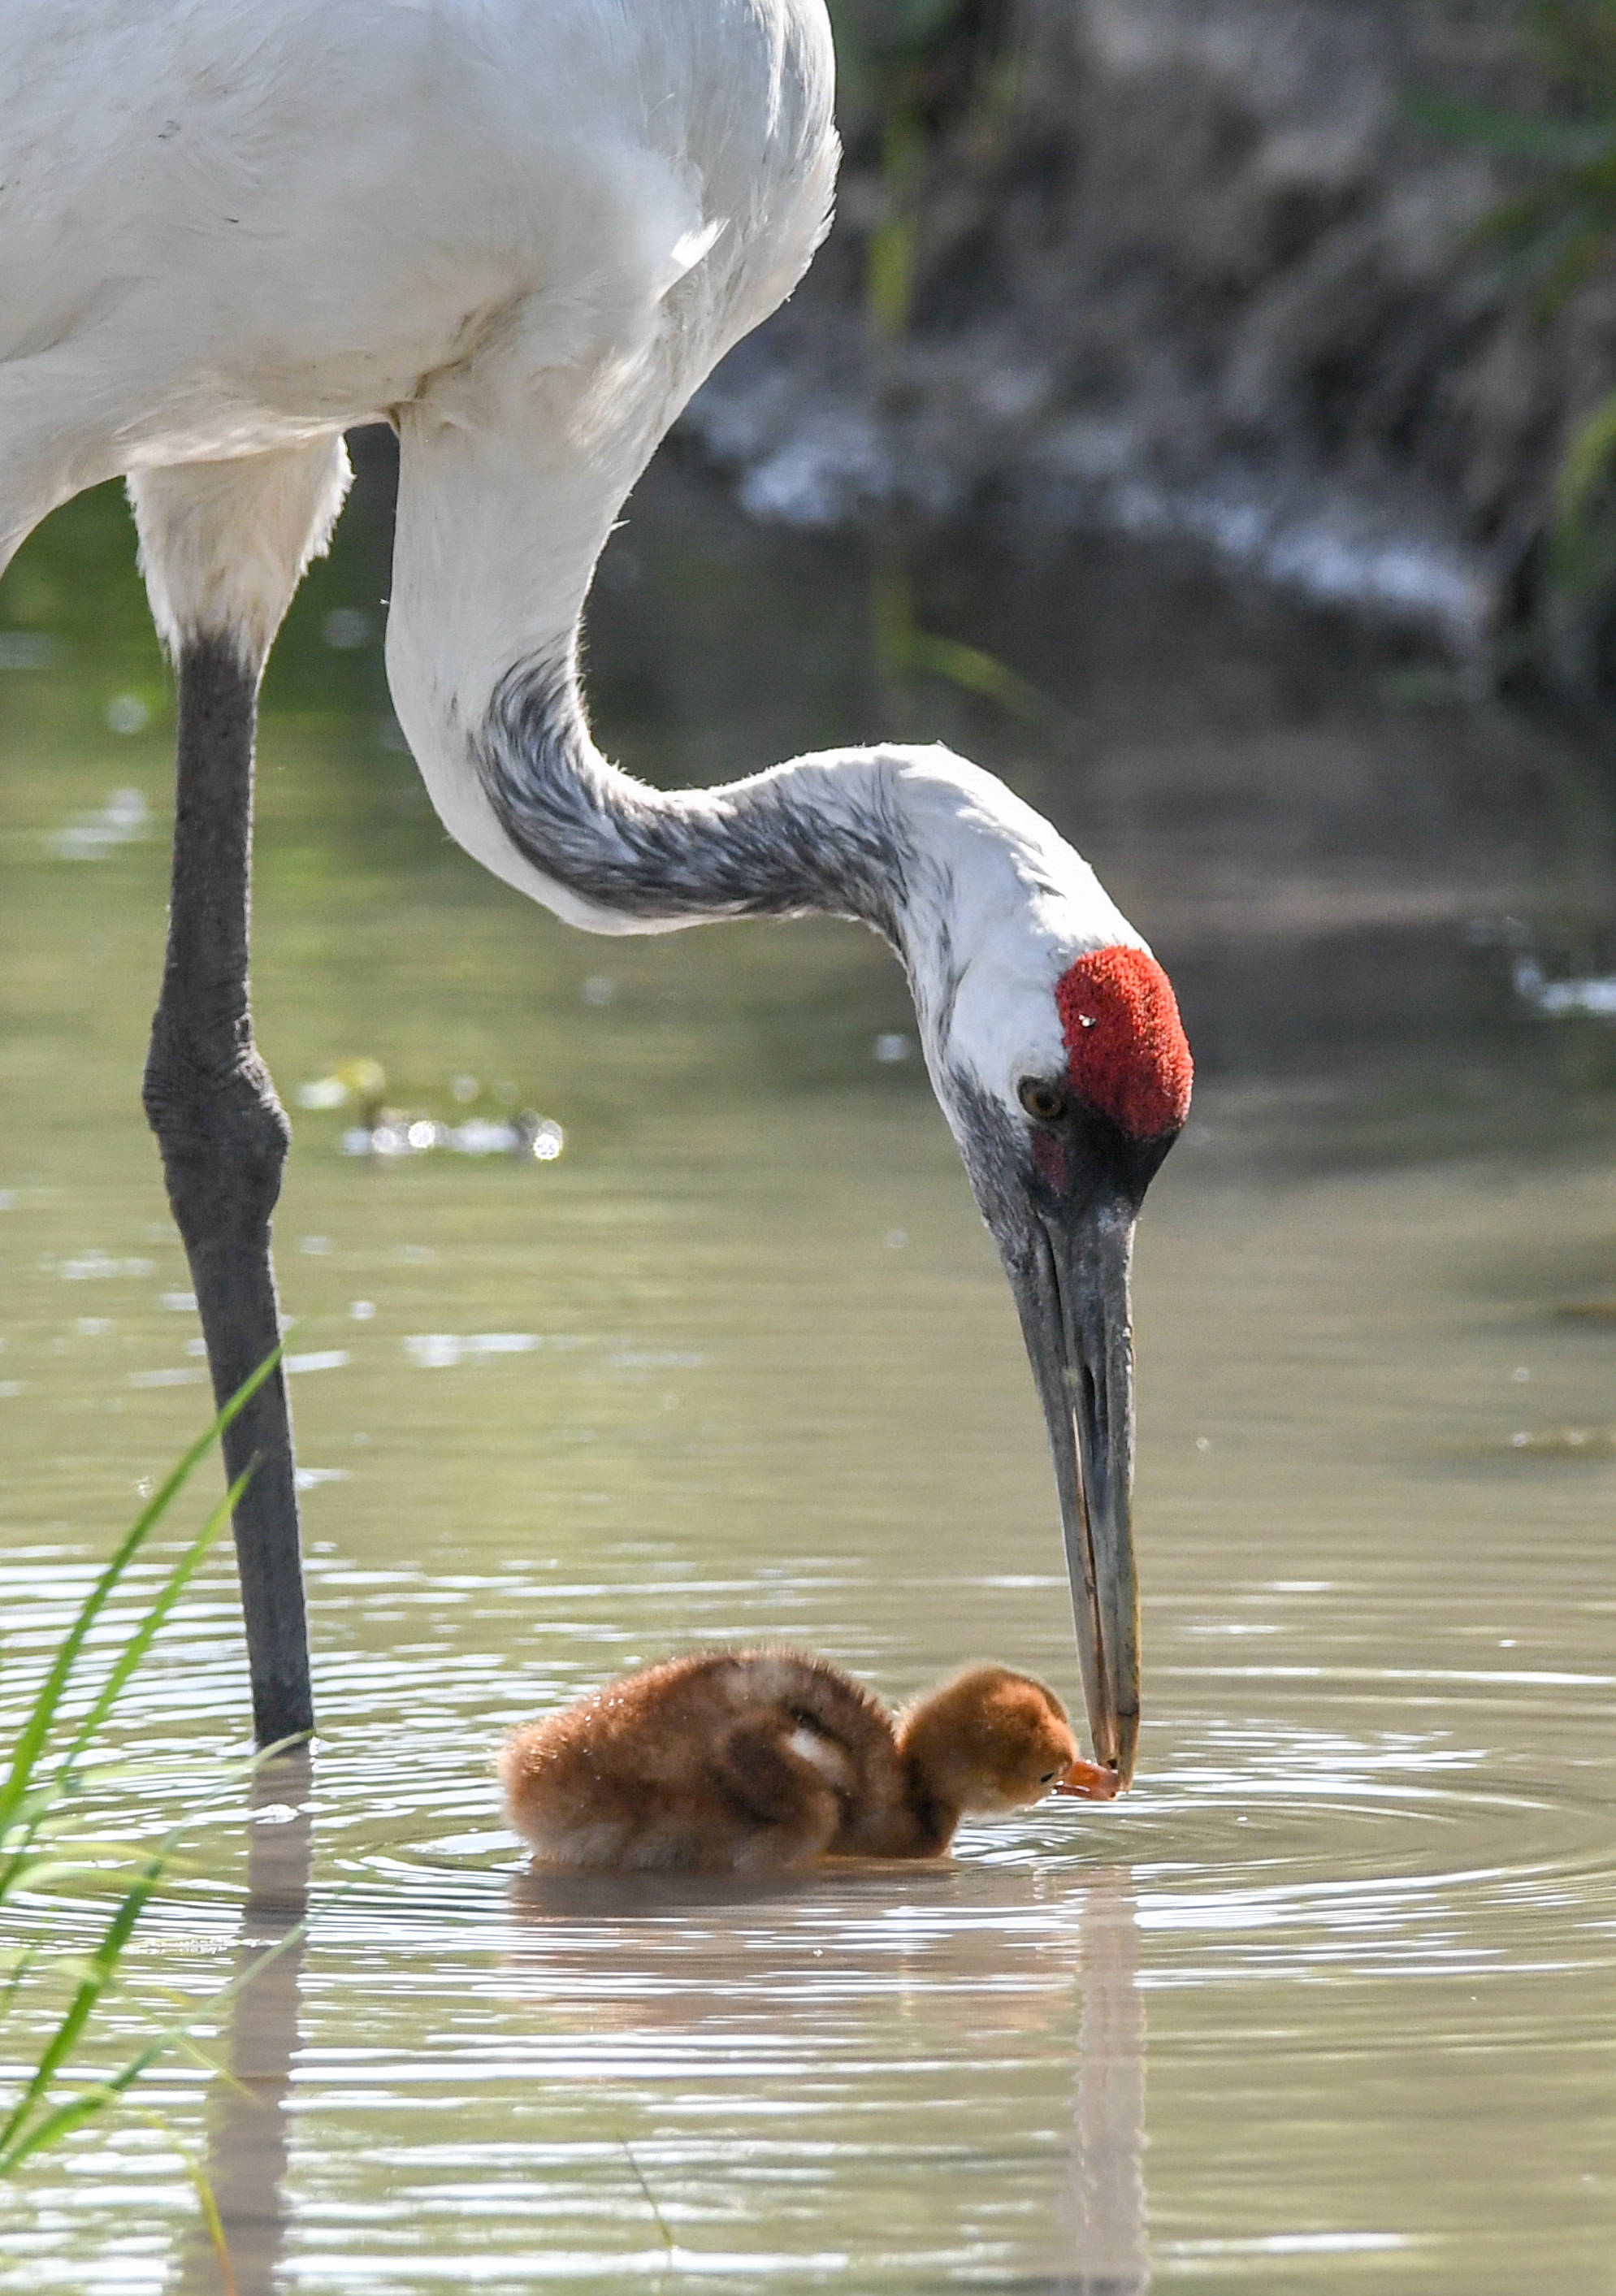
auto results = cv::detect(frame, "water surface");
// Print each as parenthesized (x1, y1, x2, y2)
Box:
(1, 452, 1614, 2291)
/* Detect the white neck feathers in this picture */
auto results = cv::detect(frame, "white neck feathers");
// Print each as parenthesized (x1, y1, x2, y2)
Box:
(382, 385, 1137, 1038)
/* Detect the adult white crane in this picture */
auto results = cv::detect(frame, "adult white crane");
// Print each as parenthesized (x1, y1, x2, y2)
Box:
(1, 0, 1190, 1774)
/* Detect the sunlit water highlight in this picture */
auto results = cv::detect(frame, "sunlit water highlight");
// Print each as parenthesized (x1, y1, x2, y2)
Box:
(2, 453, 1614, 2290)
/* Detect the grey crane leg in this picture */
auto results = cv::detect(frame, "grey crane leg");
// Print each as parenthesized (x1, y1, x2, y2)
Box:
(143, 635, 312, 1746)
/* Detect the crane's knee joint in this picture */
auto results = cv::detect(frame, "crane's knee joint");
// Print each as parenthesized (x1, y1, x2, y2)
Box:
(142, 1038, 290, 1225)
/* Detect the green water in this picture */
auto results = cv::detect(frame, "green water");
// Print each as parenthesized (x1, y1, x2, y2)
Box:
(2, 447, 1614, 2292)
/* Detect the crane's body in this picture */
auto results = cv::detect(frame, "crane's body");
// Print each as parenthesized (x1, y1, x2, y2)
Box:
(0, 0, 830, 587)
(2, 0, 829, 458)
(0, 0, 1189, 1770)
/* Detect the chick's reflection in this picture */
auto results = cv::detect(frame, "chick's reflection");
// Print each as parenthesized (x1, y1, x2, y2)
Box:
(500, 1856, 1148, 2286)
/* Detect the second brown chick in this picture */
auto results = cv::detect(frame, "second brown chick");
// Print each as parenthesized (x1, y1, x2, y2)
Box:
(500, 1648, 1119, 1878)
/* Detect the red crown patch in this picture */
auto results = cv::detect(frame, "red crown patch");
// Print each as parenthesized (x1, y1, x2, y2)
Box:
(1055, 946, 1192, 1140)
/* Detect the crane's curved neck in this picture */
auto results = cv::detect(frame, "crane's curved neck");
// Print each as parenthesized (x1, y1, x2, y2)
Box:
(383, 398, 941, 954)
(383, 396, 1108, 1021)
(475, 648, 912, 947)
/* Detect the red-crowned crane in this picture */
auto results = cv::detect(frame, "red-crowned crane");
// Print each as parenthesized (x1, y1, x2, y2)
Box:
(0, 0, 1191, 1773)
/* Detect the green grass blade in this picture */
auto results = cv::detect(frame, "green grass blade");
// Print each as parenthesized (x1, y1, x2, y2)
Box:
(872, 561, 1053, 723)
(0, 1902, 306, 2176)
(1, 1461, 255, 1904)
(867, 105, 925, 344)
(620, 2138, 676, 2259)
(132, 2109, 240, 2296)
(0, 2047, 171, 2174)
(0, 1837, 67, 1909)
(1556, 382, 1616, 524)
(60, 1465, 255, 1773)
(903, 628, 1055, 723)
(0, 1349, 282, 1833)
(0, 1943, 40, 2027)
(0, 1853, 166, 2153)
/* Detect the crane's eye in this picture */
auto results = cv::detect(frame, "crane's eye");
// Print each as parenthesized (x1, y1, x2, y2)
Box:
(1018, 1077, 1070, 1124)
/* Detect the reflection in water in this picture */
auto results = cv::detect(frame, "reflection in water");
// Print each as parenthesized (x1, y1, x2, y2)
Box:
(1059, 1870, 1148, 2296)
(176, 1751, 311, 2296)
(501, 1853, 1150, 2290)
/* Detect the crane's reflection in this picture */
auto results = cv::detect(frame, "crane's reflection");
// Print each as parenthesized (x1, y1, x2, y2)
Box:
(166, 1805, 1148, 2290)
(506, 1856, 1150, 2288)
(175, 1748, 312, 2296)
(1055, 1865, 1150, 2294)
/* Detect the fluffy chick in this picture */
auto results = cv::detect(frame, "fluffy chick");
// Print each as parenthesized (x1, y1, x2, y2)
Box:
(500, 1648, 1117, 1877)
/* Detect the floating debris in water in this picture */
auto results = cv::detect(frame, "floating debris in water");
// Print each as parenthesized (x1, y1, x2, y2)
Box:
(299, 1076, 352, 1111)
(581, 974, 615, 1007)
(159, 1290, 197, 1312)
(286, 1349, 349, 1375)
(48, 786, 149, 860)
(1504, 1426, 1616, 1455)
(296, 1058, 388, 1118)
(404, 1332, 541, 1369)
(1467, 921, 1616, 1022)
(349, 1299, 375, 1321)
(104, 693, 150, 734)
(0, 1192, 15, 1211)
(873, 1032, 912, 1063)
(298, 1059, 561, 1161)
(295, 1466, 351, 1490)
(349, 1118, 440, 1156)
(342, 1113, 564, 1162)
(128, 1367, 205, 1389)
(56, 1251, 156, 1280)
(1511, 956, 1616, 1020)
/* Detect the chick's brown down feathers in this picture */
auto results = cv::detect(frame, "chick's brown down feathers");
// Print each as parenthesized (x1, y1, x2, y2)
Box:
(500, 1648, 1107, 1876)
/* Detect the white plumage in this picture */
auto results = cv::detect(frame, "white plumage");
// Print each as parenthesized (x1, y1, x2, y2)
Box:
(0, 0, 1188, 1770)
(1, 0, 833, 559)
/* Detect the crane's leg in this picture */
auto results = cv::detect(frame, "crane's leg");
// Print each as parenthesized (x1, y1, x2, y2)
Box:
(130, 443, 352, 1745)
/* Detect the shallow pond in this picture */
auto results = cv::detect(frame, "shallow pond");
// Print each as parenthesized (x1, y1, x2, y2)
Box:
(1, 447, 1614, 2291)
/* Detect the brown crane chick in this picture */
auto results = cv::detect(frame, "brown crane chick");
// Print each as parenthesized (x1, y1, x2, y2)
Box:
(499, 1648, 1121, 1877)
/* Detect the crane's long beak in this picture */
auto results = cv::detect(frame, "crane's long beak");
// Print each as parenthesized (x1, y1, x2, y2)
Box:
(1009, 1197, 1139, 1786)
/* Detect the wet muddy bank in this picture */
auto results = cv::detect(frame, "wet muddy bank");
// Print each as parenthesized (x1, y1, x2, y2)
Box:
(681, 0, 1616, 687)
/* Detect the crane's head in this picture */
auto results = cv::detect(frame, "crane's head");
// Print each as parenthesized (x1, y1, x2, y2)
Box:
(896, 761, 1193, 1787)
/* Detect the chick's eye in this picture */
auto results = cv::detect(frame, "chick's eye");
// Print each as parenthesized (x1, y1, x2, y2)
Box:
(1018, 1077, 1070, 1124)
(1039, 1770, 1057, 1784)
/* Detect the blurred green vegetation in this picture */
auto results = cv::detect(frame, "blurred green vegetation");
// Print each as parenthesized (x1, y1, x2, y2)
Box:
(1414, 4, 1616, 315)
(827, 0, 1017, 341)
(828, 0, 1045, 721)
(1412, 2, 1616, 643)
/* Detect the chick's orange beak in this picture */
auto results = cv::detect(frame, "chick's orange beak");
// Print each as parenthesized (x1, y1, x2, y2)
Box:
(1051, 1757, 1124, 1801)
